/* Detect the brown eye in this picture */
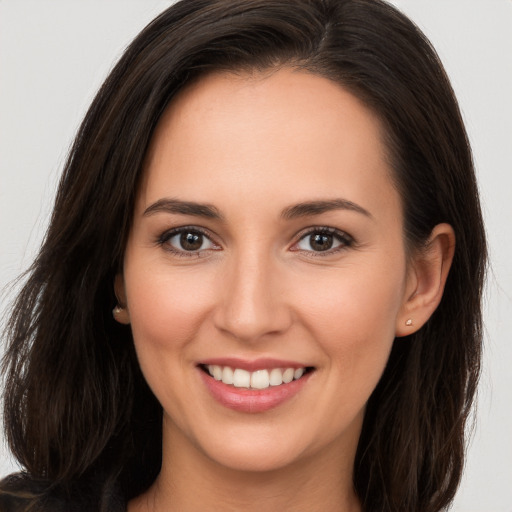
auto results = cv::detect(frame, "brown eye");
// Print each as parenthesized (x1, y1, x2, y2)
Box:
(309, 233, 334, 251)
(180, 232, 204, 251)
(295, 228, 352, 253)
(163, 229, 216, 253)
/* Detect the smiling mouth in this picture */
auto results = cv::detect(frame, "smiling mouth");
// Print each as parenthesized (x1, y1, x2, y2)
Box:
(200, 364, 315, 390)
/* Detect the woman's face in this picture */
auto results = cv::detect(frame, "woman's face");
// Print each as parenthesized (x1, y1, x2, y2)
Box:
(118, 68, 413, 473)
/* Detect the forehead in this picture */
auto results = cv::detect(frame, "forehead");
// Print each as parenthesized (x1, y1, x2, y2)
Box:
(139, 68, 399, 219)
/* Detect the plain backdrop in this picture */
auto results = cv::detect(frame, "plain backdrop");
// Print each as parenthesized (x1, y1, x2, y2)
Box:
(1, 1, 511, 510)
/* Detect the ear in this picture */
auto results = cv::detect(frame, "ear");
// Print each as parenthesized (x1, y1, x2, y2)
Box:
(395, 223, 455, 337)
(113, 273, 131, 325)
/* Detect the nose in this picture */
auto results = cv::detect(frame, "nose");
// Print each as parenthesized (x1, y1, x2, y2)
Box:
(213, 250, 293, 343)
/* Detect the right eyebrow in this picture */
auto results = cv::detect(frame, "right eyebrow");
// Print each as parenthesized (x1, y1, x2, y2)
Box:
(143, 198, 224, 220)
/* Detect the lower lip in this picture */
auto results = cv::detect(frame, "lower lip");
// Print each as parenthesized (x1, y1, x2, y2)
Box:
(199, 369, 312, 413)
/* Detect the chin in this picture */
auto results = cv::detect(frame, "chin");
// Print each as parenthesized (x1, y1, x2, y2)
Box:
(203, 441, 307, 474)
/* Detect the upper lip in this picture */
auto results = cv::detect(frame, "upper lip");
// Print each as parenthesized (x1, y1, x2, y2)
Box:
(198, 357, 310, 372)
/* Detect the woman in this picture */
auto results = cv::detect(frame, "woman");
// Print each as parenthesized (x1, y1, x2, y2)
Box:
(0, 0, 487, 511)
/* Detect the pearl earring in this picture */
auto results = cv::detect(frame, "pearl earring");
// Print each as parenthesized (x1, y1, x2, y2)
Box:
(112, 305, 123, 318)
(405, 318, 413, 326)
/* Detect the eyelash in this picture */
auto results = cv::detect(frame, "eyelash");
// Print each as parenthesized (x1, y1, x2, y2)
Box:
(156, 226, 354, 257)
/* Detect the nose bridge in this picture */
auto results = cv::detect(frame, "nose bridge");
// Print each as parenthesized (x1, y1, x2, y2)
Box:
(214, 244, 291, 342)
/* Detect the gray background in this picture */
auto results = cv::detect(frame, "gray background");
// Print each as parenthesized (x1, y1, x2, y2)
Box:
(1, 1, 511, 510)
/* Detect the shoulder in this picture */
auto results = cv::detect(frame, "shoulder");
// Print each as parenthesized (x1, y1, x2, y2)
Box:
(0, 492, 22, 512)
(0, 473, 66, 512)
(0, 473, 38, 512)
(0, 473, 37, 512)
(0, 473, 126, 512)
(0, 493, 31, 512)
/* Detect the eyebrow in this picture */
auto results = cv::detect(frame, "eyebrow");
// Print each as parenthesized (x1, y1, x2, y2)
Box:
(281, 199, 373, 220)
(143, 197, 372, 221)
(143, 198, 223, 219)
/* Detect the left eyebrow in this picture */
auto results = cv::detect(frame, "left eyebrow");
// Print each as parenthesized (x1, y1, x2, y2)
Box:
(143, 198, 224, 220)
(281, 199, 373, 220)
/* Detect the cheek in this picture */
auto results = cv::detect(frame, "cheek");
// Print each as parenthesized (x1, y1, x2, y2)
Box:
(124, 261, 218, 356)
(122, 261, 221, 422)
(294, 258, 406, 377)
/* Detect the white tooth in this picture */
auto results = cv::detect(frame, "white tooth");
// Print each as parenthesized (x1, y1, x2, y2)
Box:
(282, 368, 294, 383)
(212, 365, 223, 381)
(208, 365, 215, 377)
(222, 366, 234, 385)
(294, 368, 304, 380)
(269, 368, 283, 386)
(233, 369, 251, 388)
(251, 370, 270, 389)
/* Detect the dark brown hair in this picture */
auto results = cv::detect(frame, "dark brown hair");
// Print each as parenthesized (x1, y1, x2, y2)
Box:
(1, 1, 486, 511)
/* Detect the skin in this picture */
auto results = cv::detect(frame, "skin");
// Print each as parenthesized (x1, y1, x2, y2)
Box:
(117, 68, 455, 511)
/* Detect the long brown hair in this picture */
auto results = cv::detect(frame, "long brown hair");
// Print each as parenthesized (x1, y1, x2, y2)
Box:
(1, 1, 486, 510)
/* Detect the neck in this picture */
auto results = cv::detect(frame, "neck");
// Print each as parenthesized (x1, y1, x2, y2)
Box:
(129, 417, 362, 512)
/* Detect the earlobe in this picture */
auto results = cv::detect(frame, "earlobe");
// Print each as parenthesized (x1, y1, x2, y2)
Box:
(113, 273, 131, 325)
(395, 223, 455, 337)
